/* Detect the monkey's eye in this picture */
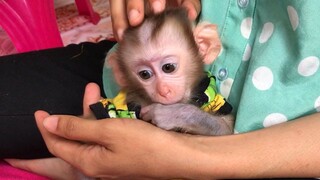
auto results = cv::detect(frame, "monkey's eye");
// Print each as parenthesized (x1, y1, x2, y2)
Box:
(162, 63, 177, 73)
(138, 70, 153, 80)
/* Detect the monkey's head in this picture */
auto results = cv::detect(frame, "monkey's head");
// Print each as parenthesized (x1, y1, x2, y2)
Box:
(108, 8, 221, 106)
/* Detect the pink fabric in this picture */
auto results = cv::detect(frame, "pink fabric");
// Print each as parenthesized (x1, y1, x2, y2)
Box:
(0, 160, 49, 180)
(0, 0, 64, 53)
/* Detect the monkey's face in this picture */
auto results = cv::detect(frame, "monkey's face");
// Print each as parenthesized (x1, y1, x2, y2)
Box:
(116, 8, 206, 105)
(131, 47, 192, 105)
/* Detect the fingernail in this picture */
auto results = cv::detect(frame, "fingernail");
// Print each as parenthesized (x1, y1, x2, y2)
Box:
(129, 9, 140, 22)
(152, 1, 163, 13)
(43, 116, 58, 132)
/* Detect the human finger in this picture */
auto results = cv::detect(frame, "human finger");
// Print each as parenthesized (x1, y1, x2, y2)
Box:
(109, 0, 128, 41)
(34, 111, 92, 154)
(82, 83, 101, 118)
(34, 110, 54, 143)
(126, 0, 166, 25)
(126, 0, 146, 26)
(5, 158, 84, 180)
(34, 111, 108, 172)
(34, 111, 82, 153)
(39, 114, 104, 144)
(181, 0, 201, 21)
(147, 0, 166, 13)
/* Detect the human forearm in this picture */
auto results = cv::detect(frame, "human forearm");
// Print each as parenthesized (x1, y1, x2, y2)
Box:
(191, 112, 320, 179)
(21, 110, 320, 179)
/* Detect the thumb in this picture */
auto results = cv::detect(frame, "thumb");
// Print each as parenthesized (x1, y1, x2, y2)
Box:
(34, 111, 107, 169)
(40, 113, 103, 143)
(83, 83, 101, 118)
(34, 110, 52, 139)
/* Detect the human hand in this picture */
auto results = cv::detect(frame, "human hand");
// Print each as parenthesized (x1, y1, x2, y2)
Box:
(32, 110, 200, 179)
(5, 82, 213, 179)
(5, 158, 89, 180)
(5, 83, 101, 179)
(109, 0, 201, 41)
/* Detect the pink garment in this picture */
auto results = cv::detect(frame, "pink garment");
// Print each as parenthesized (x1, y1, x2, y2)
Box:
(0, 160, 49, 180)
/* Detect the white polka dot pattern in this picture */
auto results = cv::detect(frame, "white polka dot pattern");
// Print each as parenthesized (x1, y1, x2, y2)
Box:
(259, 22, 274, 43)
(263, 113, 288, 128)
(240, 17, 252, 39)
(252, 66, 273, 91)
(199, 1, 320, 133)
(242, 44, 251, 61)
(287, 6, 299, 31)
(298, 56, 320, 77)
(220, 78, 234, 99)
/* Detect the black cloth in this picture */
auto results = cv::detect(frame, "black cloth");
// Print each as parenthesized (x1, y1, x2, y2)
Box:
(0, 40, 116, 159)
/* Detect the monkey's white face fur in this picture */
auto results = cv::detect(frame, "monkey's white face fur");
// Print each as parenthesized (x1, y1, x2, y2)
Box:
(131, 47, 191, 105)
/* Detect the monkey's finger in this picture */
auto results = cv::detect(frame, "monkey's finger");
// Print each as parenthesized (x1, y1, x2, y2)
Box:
(109, 0, 128, 41)
(82, 83, 101, 118)
(140, 106, 152, 122)
(181, 0, 201, 20)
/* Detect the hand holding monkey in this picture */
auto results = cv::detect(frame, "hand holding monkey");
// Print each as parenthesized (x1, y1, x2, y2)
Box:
(109, 0, 201, 41)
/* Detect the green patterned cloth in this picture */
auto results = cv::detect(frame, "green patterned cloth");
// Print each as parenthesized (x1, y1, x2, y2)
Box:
(103, 0, 320, 133)
(201, 0, 320, 133)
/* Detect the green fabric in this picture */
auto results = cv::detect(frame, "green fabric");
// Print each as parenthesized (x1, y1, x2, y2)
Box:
(201, 0, 320, 133)
(102, 44, 120, 98)
(103, 0, 320, 133)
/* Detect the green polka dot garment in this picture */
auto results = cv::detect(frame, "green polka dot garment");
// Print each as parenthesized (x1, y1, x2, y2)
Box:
(103, 0, 320, 134)
(201, 0, 320, 133)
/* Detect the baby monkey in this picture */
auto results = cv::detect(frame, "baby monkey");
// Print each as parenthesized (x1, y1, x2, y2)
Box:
(91, 8, 234, 136)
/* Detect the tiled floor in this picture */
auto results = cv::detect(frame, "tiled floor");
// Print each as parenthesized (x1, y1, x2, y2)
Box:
(0, 0, 113, 56)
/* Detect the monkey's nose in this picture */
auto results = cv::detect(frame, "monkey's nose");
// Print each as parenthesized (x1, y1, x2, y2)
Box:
(159, 91, 170, 97)
(158, 86, 171, 97)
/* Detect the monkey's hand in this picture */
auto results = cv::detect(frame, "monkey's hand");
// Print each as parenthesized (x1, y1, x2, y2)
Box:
(140, 103, 234, 136)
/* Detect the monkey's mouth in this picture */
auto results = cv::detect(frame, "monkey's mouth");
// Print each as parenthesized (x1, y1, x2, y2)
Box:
(153, 94, 186, 105)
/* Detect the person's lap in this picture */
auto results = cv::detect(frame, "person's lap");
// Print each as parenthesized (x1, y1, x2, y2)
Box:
(0, 40, 115, 159)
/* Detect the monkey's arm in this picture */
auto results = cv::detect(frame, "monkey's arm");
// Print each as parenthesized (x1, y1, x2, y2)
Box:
(140, 103, 234, 136)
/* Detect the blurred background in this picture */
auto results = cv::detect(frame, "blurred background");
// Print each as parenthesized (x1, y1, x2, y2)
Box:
(0, 0, 113, 56)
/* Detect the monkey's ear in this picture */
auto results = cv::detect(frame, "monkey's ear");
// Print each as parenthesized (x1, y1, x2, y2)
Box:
(107, 51, 127, 87)
(193, 22, 221, 65)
